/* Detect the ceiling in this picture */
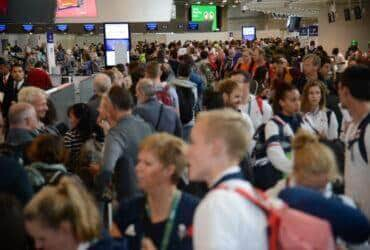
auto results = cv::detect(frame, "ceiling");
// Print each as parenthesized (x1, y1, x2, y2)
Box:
(174, 0, 364, 17)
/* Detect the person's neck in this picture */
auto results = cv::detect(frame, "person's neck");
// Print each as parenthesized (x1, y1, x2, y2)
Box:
(205, 159, 239, 188)
(114, 110, 132, 123)
(280, 111, 294, 117)
(147, 185, 177, 223)
(309, 104, 319, 113)
(9, 124, 31, 131)
(348, 101, 370, 123)
(242, 93, 251, 105)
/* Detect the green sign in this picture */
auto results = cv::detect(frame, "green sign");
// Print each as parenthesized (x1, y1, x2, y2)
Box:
(191, 5, 218, 31)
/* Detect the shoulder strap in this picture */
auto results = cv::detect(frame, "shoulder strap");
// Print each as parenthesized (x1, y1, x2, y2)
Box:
(326, 110, 332, 127)
(155, 104, 164, 130)
(358, 114, 370, 164)
(256, 96, 264, 115)
(271, 115, 287, 140)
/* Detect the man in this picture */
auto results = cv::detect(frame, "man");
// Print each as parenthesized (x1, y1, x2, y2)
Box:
(6, 103, 38, 147)
(17, 86, 55, 135)
(88, 73, 112, 121)
(187, 109, 268, 250)
(0, 58, 12, 93)
(252, 47, 268, 78)
(26, 61, 53, 90)
(218, 79, 254, 137)
(230, 71, 272, 129)
(134, 78, 182, 137)
(171, 62, 198, 141)
(338, 65, 370, 219)
(96, 86, 152, 200)
(2, 64, 29, 117)
(293, 54, 322, 93)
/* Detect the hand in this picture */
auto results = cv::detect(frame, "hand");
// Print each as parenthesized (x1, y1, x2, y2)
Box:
(88, 163, 100, 177)
(98, 119, 111, 135)
(141, 238, 157, 250)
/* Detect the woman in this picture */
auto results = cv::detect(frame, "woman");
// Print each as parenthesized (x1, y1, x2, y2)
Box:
(233, 48, 254, 73)
(271, 130, 370, 248)
(301, 80, 339, 140)
(255, 83, 314, 189)
(26, 134, 70, 191)
(64, 103, 94, 157)
(111, 133, 199, 250)
(24, 176, 125, 250)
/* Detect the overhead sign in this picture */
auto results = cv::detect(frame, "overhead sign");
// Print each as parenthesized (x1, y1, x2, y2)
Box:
(56, 0, 97, 18)
(104, 23, 131, 66)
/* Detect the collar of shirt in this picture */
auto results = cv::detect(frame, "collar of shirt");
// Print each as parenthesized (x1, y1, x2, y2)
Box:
(77, 242, 91, 250)
(4, 73, 10, 81)
(14, 79, 24, 90)
(210, 166, 241, 188)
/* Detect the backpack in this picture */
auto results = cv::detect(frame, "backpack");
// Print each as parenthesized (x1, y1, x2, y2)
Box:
(348, 113, 370, 164)
(25, 163, 68, 192)
(155, 85, 173, 107)
(252, 116, 291, 190)
(218, 185, 336, 250)
(176, 86, 195, 125)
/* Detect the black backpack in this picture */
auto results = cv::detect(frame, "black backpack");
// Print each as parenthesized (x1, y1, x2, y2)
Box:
(251, 116, 292, 190)
(176, 86, 195, 125)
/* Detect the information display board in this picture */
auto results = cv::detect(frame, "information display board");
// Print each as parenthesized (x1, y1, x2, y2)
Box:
(104, 23, 130, 66)
(191, 5, 217, 31)
(242, 26, 256, 41)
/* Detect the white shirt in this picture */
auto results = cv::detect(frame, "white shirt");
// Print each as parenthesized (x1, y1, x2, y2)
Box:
(240, 95, 273, 130)
(265, 116, 315, 174)
(304, 108, 339, 140)
(344, 116, 370, 220)
(14, 79, 25, 91)
(194, 167, 268, 250)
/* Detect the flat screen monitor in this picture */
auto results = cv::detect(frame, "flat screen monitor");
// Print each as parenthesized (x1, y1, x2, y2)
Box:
(299, 27, 308, 36)
(188, 22, 199, 31)
(287, 16, 301, 32)
(191, 5, 218, 31)
(0, 24, 6, 32)
(56, 24, 68, 32)
(83, 24, 95, 32)
(242, 26, 256, 41)
(145, 23, 158, 31)
(22, 24, 33, 32)
(104, 23, 131, 66)
(56, 0, 97, 18)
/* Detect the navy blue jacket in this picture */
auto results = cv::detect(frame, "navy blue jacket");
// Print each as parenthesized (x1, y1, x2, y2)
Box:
(279, 187, 370, 244)
(114, 192, 199, 250)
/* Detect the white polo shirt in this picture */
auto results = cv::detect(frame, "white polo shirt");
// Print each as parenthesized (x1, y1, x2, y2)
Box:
(193, 167, 268, 250)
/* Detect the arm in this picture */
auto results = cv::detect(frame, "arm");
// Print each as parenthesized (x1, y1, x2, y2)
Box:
(95, 132, 124, 192)
(328, 111, 339, 140)
(174, 114, 183, 138)
(265, 121, 293, 174)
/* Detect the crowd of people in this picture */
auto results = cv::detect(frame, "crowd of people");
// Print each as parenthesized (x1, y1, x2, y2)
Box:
(0, 36, 370, 250)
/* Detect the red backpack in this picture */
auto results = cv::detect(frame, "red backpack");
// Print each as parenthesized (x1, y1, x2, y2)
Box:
(218, 185, 336, 250)
(155, 85, 173, 107)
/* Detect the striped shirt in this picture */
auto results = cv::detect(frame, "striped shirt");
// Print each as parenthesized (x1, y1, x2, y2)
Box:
(64, 129, 84, 156)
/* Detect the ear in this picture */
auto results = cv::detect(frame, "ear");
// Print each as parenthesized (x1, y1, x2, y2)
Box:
(279, 98, 285, 109)
(164, 164, 176, 181)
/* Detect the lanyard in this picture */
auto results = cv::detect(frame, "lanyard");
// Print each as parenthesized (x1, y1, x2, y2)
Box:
(247, 95, 252, 115)
(146, 190, 182, 250)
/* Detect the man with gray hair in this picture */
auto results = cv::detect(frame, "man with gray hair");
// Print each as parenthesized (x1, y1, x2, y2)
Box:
(134, 78, 182, 137)
(88, 73, 112, 140)
(6, 102, 38, 147)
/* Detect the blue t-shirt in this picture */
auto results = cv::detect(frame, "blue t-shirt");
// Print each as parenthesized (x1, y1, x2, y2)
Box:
(114, 192, 199, 250)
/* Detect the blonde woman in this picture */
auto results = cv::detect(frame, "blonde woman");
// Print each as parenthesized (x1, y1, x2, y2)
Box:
(24, 177, 124, 250)
(111, 133, 199, 250)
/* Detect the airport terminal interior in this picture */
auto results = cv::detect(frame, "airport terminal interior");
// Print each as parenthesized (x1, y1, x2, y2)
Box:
(0, 0, 370, 249)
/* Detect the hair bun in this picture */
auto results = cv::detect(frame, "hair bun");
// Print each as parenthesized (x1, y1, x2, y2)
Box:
(292, 129, 319, 150)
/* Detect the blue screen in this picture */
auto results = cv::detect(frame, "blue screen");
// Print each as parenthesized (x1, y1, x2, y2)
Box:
(308, 25, 318, 36)
(84, 24, 95, 32)
(56, 24, 68, 32)
(22, 24, 33, 32)
(299, 27, 308, 36)
(105, 39, 130, 52)
(0, 24, 6, 32)
(145, 23, 158, 31)
(188, 22, 199, 31)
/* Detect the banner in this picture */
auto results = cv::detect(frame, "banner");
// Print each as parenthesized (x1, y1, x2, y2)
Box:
(56, 0, 97, 18)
